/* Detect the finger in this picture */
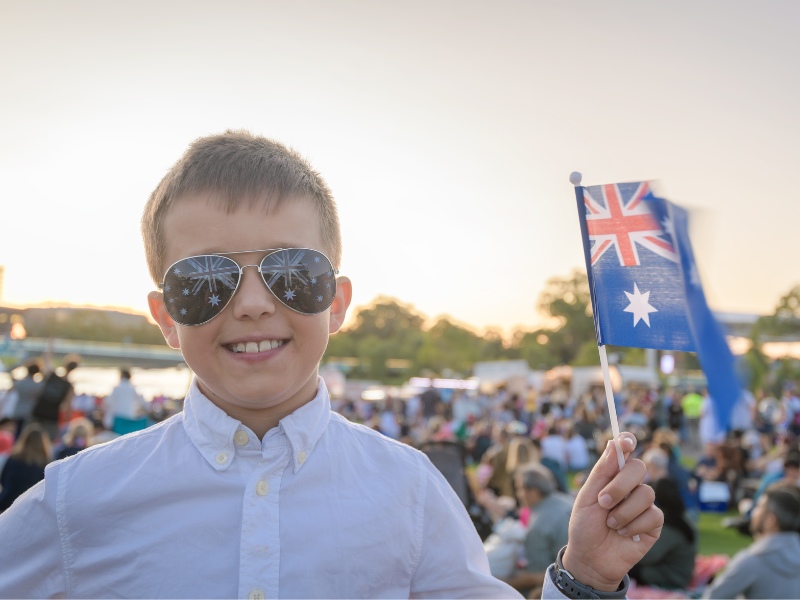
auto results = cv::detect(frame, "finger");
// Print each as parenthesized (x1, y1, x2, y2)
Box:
(597, 458, 647, 510)
(616, 432, 637, 461)
(577, 433, 638, 503)
(605, 483, 655, 530)
(614, 505, 664, 539)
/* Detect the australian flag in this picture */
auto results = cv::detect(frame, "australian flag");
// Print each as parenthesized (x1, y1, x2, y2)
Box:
(574, 180, 741, 432)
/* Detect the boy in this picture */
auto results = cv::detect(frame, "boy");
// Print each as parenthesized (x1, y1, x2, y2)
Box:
(0, 131, 662, 597)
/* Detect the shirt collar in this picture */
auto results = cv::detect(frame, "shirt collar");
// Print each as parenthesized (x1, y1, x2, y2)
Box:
(182, 377, 332, 473)
(277, 378, 331, 474)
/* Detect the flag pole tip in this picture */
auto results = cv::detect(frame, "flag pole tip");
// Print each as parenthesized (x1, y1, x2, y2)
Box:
(569, 171, 582, 186)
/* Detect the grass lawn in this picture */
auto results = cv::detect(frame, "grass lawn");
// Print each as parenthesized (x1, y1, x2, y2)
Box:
(697, 511, 751, 556)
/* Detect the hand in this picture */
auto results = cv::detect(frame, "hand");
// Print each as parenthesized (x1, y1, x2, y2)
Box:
(562, 433, 663, 591)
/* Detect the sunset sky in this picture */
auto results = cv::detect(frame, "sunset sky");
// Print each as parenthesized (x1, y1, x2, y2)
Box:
(2, 1, 798, 337)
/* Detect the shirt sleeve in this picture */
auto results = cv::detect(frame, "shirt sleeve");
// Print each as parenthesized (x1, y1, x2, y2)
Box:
(0, 463, 66, 597)
(701, 550, 755, 599)
(541, 564, 570, 599)
(409, 455, 523, 599)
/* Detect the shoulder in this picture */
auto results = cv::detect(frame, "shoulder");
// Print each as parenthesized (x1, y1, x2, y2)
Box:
(50, 412, 185, 479)
(323, 414, 460, 496)
(326, 412, 428, 467)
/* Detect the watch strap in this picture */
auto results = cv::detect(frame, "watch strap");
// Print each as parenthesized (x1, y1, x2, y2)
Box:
(550, 546, 629, 599)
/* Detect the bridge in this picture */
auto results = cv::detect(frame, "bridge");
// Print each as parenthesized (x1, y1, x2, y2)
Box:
(0, 337, 185, 369)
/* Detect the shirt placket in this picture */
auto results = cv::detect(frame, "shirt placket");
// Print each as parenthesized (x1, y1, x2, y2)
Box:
(238, 442, 290, 600)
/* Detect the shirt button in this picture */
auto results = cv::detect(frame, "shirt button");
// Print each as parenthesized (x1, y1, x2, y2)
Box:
(249, 589, 265, 600)
(256, 480, 269, 496)
(297, 451, 307, 464)
(215, 452, 228, 464)
(234, 431, 249, 446)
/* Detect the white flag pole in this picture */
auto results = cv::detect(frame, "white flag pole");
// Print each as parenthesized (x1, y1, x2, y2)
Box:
(572, 172, 639, 541)
(597, 344, 626, 471)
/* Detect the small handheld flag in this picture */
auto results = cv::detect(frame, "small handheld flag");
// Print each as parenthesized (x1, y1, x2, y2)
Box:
(571, 173, 743, 539)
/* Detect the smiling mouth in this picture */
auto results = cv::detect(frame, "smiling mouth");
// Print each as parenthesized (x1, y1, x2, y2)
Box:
(226, 340, 287, 354)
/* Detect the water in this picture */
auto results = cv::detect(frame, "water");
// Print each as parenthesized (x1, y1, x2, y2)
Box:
(70, 366, 194, 400)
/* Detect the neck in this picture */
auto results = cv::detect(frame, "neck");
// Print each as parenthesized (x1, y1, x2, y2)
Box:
(197, 378, 320, 440)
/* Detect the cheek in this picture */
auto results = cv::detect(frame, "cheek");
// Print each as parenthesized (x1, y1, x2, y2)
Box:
(175, 324, 215, 356)
(295, 317, 330, 356)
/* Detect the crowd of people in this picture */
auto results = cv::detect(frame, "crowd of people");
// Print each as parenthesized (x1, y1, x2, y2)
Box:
(0, 355, 180, 513)
(333, 380, 800, 598)
(2, 353, 799, 597)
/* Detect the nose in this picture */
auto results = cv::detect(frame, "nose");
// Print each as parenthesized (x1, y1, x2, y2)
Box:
(230, 264, 277, 320)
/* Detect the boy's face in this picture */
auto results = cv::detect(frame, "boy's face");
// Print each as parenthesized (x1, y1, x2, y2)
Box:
(148, 194, 351, 424)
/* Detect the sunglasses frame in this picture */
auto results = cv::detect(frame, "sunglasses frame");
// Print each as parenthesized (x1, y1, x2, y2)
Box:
(157, 247, 339, 326)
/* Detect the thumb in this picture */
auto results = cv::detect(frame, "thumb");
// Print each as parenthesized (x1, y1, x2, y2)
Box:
(576, 433, 637, 507)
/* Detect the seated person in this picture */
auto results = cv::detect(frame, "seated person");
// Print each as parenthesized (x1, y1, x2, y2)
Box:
(629, 477, 697, 590)
(703, 481, 800, 598)
(505, 463, 573, 597)
(725, 450, 800, 535)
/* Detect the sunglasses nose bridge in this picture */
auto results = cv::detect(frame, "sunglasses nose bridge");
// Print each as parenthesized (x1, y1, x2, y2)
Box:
(229, 263, 278, 319)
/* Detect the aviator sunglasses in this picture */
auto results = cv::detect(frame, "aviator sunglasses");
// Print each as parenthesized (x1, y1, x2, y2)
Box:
(158, 248, 338, 326)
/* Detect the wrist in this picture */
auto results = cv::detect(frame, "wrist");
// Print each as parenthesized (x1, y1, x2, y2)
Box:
(561, 546, 624, 593)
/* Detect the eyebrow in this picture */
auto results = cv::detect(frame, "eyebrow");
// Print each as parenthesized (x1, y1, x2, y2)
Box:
(210, 245, 305, 256)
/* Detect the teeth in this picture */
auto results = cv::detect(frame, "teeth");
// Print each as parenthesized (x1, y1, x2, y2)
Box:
(230, 340, 284, 353)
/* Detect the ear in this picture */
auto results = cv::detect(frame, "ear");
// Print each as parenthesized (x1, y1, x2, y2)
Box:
(148, 291, 181, 349)
(329, 276, 352, 334)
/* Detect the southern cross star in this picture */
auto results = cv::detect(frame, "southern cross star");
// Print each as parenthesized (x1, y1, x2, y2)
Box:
(623, 283, 658, 327)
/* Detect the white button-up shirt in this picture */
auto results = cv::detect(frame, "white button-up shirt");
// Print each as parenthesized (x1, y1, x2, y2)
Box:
(0, 378, 524, 598)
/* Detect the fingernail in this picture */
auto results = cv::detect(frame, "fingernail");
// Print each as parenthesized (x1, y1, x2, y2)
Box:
(599, 494, 613, 509)
(617, 527, 628, 536)
(622, 436, 634, 450)
(606, 516, 618, 529)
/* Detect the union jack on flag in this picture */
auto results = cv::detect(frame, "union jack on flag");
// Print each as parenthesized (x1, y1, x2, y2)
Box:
(584, 181, 678, 267)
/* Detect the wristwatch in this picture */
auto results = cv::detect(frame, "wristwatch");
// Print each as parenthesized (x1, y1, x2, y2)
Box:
(550, 546, 629, 599)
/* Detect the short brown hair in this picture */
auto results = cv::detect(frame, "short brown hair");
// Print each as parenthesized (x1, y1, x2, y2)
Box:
(141, 130, 342, 283)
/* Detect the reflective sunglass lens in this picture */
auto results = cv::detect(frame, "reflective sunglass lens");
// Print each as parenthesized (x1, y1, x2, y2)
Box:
(163, 255, 240, 325)
(260, 249, 336, 314)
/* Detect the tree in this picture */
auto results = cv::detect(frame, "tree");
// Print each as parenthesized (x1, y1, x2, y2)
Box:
(532, 269, 596, 366)
(511, 330, 559, 370)
(747, 284, 800, 394)
(752, 285, 800, 339)
(323, 297, 426, 382)
(416, 317, 487, 377)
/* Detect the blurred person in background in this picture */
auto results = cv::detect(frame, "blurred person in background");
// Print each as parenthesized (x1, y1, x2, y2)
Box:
(629, 477, 697, 590)
(728, 450, 800, 534)
(564, 424, 590, 473)
(703, 482, 800, 598)
(0, 423, 52, 513)
(652, 427, 696, 518)
(32, 355, 79, 444)
(102, 369, 148, 436)
(56, 417, 95, 460)
(539, 424, 568, 473)
(682, 388, 704, 450)
(505, 463, 573, 598)
(0, 420, 14, 474)
(782, 383, 800, 437)
(8, 359, 44, 438)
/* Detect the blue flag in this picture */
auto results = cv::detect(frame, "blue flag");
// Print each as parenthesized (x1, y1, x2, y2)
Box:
(574, 180, 741, 432)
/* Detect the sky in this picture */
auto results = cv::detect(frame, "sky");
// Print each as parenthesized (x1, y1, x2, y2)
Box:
(1, 1, 798, 338)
